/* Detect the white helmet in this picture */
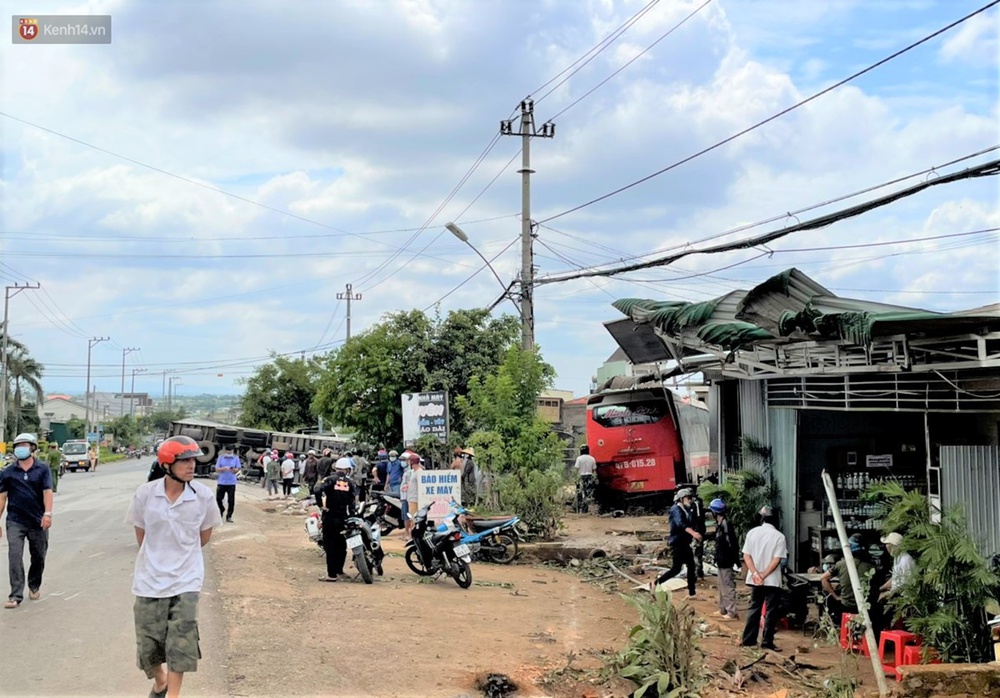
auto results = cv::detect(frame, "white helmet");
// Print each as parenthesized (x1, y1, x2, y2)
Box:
(334, 457, 353, 471)
(13, 433, 38, 447)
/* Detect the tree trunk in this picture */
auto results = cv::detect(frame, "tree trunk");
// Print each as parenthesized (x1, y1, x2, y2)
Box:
(12, 380, 22, 436)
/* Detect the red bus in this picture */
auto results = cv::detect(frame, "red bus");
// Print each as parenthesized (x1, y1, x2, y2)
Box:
(586, 385, 710, 510)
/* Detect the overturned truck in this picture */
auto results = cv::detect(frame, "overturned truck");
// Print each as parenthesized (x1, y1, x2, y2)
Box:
(168, 418, 350, 478)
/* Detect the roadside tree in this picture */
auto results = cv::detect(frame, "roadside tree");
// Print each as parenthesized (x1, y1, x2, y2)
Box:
(239, 354, 322, 432)
(458, 347, 566, 538)
(312, 308, 518, 447)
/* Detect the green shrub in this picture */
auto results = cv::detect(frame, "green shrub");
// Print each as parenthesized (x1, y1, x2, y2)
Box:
(611, 588, 706, 698)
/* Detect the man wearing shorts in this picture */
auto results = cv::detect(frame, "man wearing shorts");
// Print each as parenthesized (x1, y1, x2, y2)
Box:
(126, 435, 222, 698)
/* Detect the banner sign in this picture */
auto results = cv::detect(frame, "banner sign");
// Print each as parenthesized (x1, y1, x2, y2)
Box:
(415, 470, 461, 519)
(401, 391, 449, 446)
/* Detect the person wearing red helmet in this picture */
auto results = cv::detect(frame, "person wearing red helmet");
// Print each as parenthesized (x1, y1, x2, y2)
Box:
(125, 435, 222, 698)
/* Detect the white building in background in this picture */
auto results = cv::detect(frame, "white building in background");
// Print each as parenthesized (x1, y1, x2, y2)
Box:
(37, 395, 88, 432)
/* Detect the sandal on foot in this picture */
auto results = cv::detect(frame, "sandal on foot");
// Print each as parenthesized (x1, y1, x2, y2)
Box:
(149, 684, 167, 698)
(4, 599, 20, 609)
(29, 589, 40, 600)
(318, 576, 338, 583)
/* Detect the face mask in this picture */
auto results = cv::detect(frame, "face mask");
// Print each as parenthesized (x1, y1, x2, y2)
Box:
(14, 446, 31, 460)
(822, 563, 832, 572)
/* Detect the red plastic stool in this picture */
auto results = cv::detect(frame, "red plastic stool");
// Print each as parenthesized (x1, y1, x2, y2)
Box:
(900, 644, 940, 666)
(879, 630, 919, 679)
(760, 601, 790, 631)
(840, 613, 863, 652)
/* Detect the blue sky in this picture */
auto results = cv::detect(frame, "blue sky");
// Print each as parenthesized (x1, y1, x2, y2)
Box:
(1, 0, 997, 401)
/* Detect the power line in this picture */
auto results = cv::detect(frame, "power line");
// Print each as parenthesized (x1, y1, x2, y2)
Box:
(0, 214, 519, 244)
(540, 0, 1000, 223)
(534, 157, 1000, 284)
(534, 0, 664, 104)
(543, 0, 713, 123)
(421, 237, 520, 311)
(532, 145, 1000, 275)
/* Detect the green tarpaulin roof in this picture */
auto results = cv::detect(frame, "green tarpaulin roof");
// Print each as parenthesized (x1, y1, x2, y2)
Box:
(613, 268, 1000, 351)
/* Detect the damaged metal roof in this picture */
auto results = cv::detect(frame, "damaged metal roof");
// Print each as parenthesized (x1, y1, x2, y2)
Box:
(608, 268, 1000, 376)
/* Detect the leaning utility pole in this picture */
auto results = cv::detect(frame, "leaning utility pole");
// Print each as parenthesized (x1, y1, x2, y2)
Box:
(336, 283, 363, 341)
(85, 336, 110, 439)
(0, 282, 41, 445)
(501, 98, 555, 352)
(120, 347, 139, 418)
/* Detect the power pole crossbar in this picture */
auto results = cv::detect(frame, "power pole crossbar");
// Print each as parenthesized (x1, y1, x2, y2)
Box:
(501, 98, 554, 352)
(336, 283, 363, 341)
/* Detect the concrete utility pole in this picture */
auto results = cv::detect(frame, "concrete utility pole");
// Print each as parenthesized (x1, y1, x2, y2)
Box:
(85, 337, 110, 440)
(501, 98, 554, 352)
(0, 282, 41, 445)
(130, 367, 147, 417)
(168, 377, 182, 412)
(119, 347, 138, 418)
(167, 376, 182, 412)
(336, 283, 363, 341)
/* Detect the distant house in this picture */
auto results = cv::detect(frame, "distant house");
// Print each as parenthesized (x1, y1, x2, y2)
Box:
(37, 395, 89, 432)
(591, 347, 658, 392)
(537, 389, 574, 424)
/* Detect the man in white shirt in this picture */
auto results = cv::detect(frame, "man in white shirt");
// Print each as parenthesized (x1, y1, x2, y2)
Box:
(740, 505, 788, 651)
(573, 445, 597, 512)
(878, 531, 916, 601)
(126, 436, 222, 698)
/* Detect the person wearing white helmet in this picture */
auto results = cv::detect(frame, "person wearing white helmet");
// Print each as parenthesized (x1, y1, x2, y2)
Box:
(0, 433, 53, 608)
(650, 488, 701, 598)
(313, 458, 358, 582)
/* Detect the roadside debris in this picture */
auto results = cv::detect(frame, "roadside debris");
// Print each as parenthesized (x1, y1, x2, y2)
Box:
(476, 672, 518, 698)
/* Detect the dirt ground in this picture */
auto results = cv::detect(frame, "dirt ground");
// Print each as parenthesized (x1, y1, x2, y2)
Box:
(207, 488, 888, 698)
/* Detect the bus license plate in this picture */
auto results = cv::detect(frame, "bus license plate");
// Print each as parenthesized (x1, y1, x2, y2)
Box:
(346, 535, 363, 549)
(453, 544, 471, 557)
(630, 481, 645, 490)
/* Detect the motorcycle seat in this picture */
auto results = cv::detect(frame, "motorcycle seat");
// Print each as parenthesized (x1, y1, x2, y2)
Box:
(468, 517, 517, 532)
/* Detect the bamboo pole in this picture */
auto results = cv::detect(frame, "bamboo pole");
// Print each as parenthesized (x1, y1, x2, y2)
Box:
(821, 469, 889, 697)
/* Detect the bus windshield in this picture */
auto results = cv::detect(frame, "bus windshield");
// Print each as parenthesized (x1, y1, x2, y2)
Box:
(591, 400, 669, 428)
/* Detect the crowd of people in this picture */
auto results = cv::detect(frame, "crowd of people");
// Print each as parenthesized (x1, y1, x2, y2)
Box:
(652, 487, 918, 653)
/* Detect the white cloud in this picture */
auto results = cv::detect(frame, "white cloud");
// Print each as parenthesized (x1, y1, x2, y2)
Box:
(940, 13, 999, 67)
(1, 0, 997, 399)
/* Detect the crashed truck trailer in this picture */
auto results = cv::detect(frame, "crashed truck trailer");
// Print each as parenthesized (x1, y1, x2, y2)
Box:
(168, 419, 351, 476)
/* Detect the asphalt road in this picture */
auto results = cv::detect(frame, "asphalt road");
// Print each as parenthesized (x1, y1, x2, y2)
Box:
(0, 458, 228, 698)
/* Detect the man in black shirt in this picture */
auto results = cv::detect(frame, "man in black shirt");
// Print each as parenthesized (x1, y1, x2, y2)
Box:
(313, 459, 357, 582)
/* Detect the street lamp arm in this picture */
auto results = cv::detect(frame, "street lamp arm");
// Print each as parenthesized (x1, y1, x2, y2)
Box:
(446, 222, 521, 316)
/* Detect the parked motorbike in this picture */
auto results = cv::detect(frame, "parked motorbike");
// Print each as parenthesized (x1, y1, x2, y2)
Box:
(461, 515, 521, 564)
(360, 490, 404, 536)
(305, 511, 385, 584)
(404, 505, 473, 589)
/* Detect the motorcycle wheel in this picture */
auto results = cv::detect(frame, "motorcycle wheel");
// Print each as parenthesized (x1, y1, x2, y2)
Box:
(404, 546, 433, 576)
(450, 558, 473, 589)
(487, 533, 519, 564)
(380, 520, 394, 537)
(354, 550, 373, 584)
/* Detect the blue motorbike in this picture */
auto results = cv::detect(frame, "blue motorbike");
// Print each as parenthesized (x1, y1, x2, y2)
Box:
(445, 502, 521, 564)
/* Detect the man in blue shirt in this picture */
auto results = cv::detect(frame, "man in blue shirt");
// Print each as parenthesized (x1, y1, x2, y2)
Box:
(0, 433, 54, 608)
(386, 450, 404, 495)
(215, 445, 241, 523)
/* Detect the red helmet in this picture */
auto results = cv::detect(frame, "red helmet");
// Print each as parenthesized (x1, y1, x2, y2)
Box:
(157, 435, 204, 465)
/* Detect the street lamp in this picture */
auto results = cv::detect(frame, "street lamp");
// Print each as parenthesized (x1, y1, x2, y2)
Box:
(445, 222, 521, 315)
